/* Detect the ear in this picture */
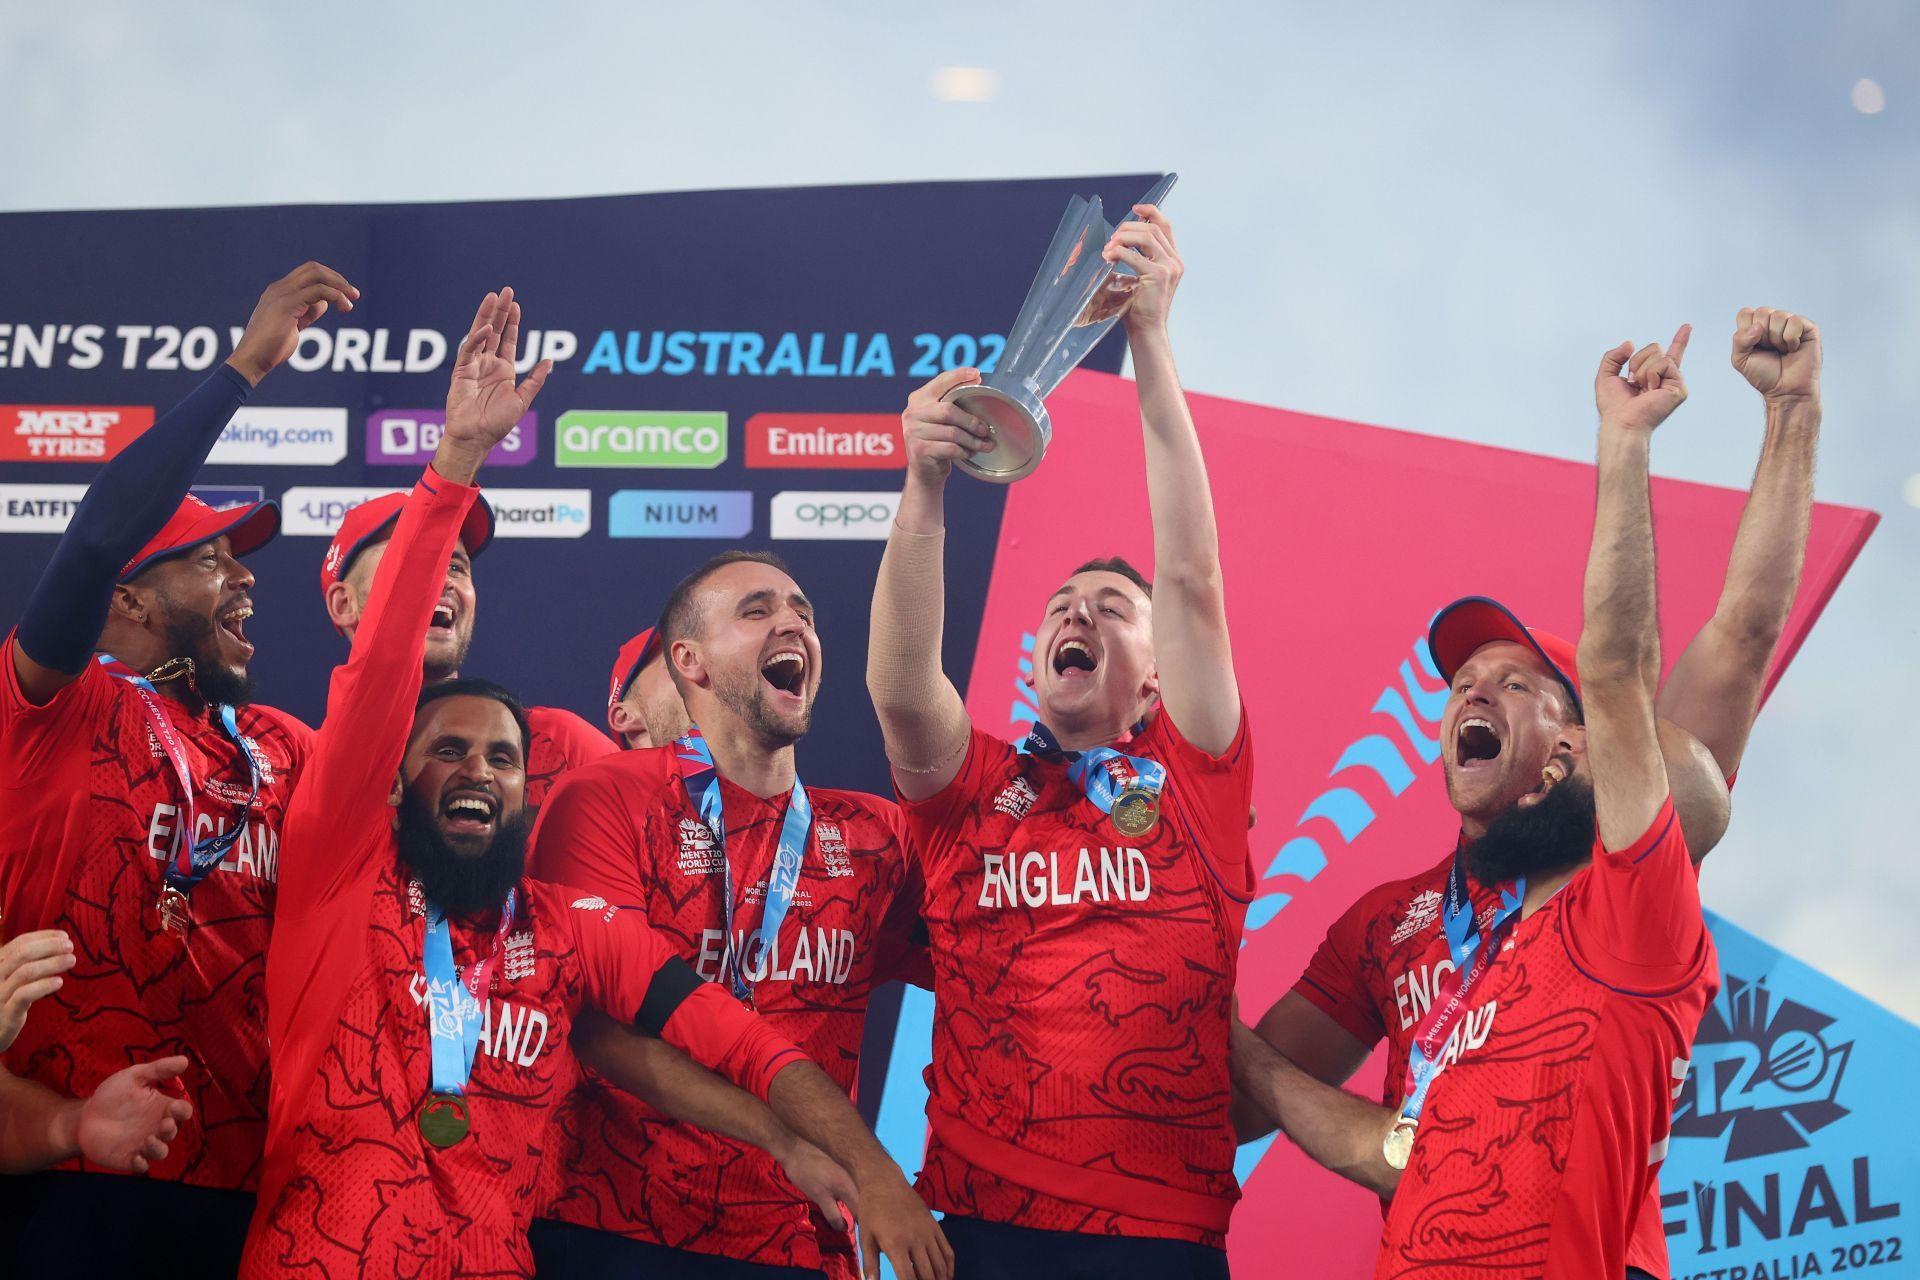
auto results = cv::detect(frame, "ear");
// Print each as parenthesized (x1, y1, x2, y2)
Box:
(108, 583, 150, 625)
(1140, 663, 1161, 703)
(387, 770, 404, 830)
(670, 637, 709, 691)
(608, 699, 637, 741)
(324, 580, 362, 634)
(1557, 722, 1588, 764)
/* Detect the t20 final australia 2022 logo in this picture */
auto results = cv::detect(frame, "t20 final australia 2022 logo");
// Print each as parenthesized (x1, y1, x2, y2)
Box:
(1674, 973, 1852, 1162)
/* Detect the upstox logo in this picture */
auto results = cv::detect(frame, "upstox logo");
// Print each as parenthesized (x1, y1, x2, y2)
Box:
(555, 411, 727, 468)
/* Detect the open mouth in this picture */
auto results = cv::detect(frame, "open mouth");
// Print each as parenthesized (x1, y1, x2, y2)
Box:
(428, 603, 455, 634)
(1052, 638, 1097, 680)
(218, 603, 255, 655)
(441, 790, 497, 836)
(1454, 716, 1502, 769)
(761, 648, 807, 698)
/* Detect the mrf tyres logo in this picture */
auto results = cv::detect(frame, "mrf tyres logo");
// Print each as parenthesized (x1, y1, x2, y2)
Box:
(1674, 974, 1850, 1161)
(2, 405, 155, 462)
(555, 411, 726, 468)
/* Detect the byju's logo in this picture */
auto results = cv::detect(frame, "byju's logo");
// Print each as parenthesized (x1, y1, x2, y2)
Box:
(745, 413, 903, 469)
(556, 411, 727, 468)
(1, 405, 155, 462)
(769, 490, 900, 540)
(366, 409, 536, 467)
(280, 486, 395, 536)
(609, 489, 753, 539)
(486, 489, 592, 539)
(1672, 974, 1851, 1161)
(207, 408, 348, 466)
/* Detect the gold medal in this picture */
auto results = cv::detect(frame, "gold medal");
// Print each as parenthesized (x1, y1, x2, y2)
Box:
(157, 887, 192, 939)
(417, 1093, 472, 1148)
(1111, 786, 1160, 839)
(1382, 1119, 1417, 1171)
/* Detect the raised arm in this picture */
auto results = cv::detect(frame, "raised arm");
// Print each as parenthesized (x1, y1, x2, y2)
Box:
(1657, 308, 1821, 782)
(1102, 207, 1239, 754)
(868, 369, 993, 802)
(1580, 331, 1689, 849)
(10, 262, 357, 705)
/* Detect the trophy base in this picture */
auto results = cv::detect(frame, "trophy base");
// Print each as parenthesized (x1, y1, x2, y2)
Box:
(944, 383, 1050, 484)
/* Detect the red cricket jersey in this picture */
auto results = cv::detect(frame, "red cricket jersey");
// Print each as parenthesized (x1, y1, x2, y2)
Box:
(1295, 845, 1679, 1279)
(0, 629, 310, 1190)
(529, 749, 925, 1278)
(524, 704, 615, 811)
(242, 469, 803, 1280)
(1301, 799, 1714, 1279)
(900, 710, 1255, 1247)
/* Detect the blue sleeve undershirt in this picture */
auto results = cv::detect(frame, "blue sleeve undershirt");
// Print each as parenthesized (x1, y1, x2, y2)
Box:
(15, 363, 252, 673)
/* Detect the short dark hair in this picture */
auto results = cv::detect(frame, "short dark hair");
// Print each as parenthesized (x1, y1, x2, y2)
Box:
(657, 550, 794, 646)
(1069, 556, 1153, 600)
(414, 677, 532, 753)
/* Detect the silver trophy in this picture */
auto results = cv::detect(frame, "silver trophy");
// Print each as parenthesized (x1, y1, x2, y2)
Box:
(947, 173, 1178, 482)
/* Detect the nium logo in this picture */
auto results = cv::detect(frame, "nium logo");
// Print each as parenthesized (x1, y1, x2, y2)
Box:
(0, 483, 89, 532)
(608, 489, 752, 539)
(366, 409, 536, 467)
(207, 407, 348, 467)
(1, 405, 155, 462)
(768, 490, 901, 540)
(556, 411, 727, 468)
(486, 489, 593, 539)
(280, 486, 396, 536)
(745, 413, 904, 469)
(1672, 974, 1852, 1161)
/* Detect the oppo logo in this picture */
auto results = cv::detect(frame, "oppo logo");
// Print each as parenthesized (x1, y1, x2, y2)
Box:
(769, 490, 900, 541)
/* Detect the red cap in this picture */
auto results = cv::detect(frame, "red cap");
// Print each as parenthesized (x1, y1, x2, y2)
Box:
(608, 627, 662, 708)
(120, 495, 280, 583)
(318, 490, 495, 597)
(1427, 596, 1583, 720)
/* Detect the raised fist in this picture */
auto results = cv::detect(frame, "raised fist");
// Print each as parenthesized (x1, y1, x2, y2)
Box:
(1732, 307, 1820, 403)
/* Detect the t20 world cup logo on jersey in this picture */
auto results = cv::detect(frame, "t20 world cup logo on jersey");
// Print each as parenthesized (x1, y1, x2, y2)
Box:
(1672, 973, 1851, 1161)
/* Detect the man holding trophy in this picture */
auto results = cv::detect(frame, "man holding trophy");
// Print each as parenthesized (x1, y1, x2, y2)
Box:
(868, 201, 1255, 1278)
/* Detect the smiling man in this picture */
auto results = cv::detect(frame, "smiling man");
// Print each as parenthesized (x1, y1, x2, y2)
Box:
(528, 552, 945, 1280)
(0, 261, 357, 1275)
(867, 206, 1255, 1277)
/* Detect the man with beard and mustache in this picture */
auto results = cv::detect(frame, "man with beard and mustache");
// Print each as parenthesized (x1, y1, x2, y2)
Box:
(317, 305, 616, 812)
(0, 261, 358, 1275)
(250, 296, 945, 1280)
(1232, 309, 1825, 1280)
(867, 206, 1255, 1276)
(1231, 323, 1795, 1276)
(527, 552, 946, 1280)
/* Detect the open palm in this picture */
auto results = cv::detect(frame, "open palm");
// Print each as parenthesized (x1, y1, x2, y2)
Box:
(444, 287, 551, 449)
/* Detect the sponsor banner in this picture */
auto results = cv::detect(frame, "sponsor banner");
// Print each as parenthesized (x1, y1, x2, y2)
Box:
(745, 412, 904, 469)
(365, 408, 537, 467)
(280, 486, 396, 536)
(190, 484, 268, 511)
(487, 488, 592, 538)
(206, 406, 348, 466)
(769, 490, 901, 540)
(608, 489, 753, 539)
(1661, 911, 1914, 1279)
(555, 411, 727, 468)
(0, 483, 88, 531)
(1, 405, 154, 462)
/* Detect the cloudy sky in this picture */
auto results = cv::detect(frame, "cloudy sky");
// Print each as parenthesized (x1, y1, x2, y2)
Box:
(4, 1, 1915, 1017)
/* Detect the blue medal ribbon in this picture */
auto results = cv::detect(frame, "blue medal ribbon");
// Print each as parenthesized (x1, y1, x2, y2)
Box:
(96, 653, 261, 896)
(1021, 719, 1167, 819)
(672, 726, 812, 1005)
(1396, 850, 1525, 1129)
(421, 888, 518, 1099)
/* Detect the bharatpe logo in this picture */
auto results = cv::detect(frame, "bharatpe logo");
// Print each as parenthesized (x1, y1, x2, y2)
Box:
(486, 489, 592, 539)
(1673, 974, 1851, 1161)
(366, 409, 536, 467)
(279, 486, 394, 536)
(608, 489, 753, 539)
(555, 411, 727, 468)
(1, 405, 155, 462)
(769, 490, 901, 540)
(745, 412, 903, 469)
(206, 407, 349, 466)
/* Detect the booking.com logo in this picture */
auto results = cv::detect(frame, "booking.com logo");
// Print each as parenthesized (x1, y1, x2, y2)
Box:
(768, 490, 900, 540)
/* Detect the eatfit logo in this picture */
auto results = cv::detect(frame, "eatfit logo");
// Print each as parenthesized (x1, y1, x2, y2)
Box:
(745, 412, 903, 469)
(1672, 973, 1851, 1161)
(2, 405, 155, 462)
(556, 411, 727, 468)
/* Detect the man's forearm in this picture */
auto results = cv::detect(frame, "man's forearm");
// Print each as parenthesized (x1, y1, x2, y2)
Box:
(1717, 397, 1818, 645)
(1229, 1025, 1398, 1198)
(868, 482, 970, 780)
(766, 1059, 899, 1184)
(575, 1011, 797, 1158)
(1132, 330, 1223, 590)
(1580, 425, 1661, 687)
(0, 1067, 82, 1174)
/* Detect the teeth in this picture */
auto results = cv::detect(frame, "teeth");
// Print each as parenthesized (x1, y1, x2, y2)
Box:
(222, 606, 252, 622)
(1463, 717, 1497, 735)
(761, 649, 804, 670)
(431, 606, 454, 626)
(1060, 640, 1092, 656)
(447, 797, 492, 819)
